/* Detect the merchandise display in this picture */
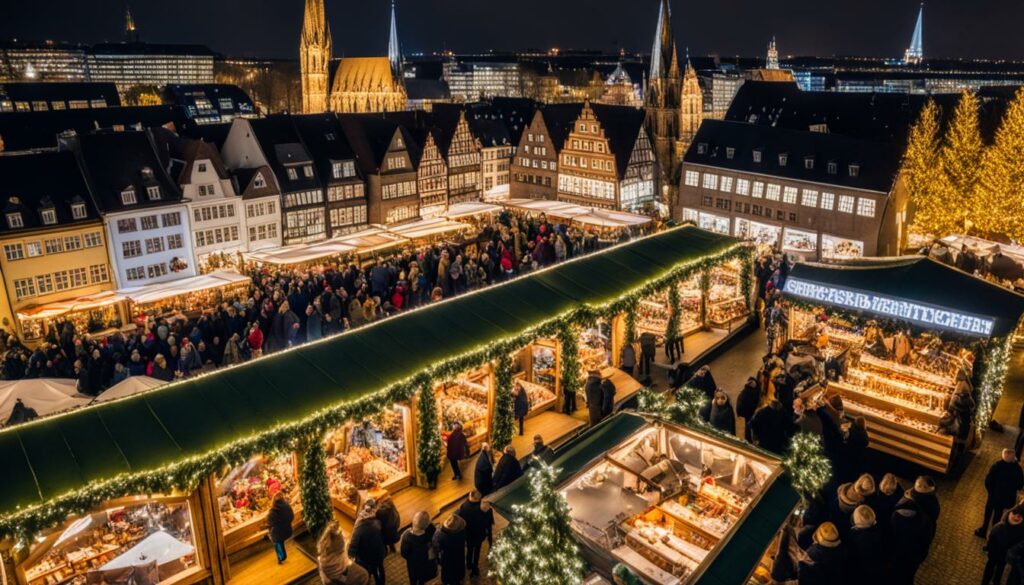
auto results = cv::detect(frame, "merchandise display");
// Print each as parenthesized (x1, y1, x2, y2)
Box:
(579, 322, 613, 374)
(22, 501, 196, 585)
(216, 454, 297, 535)
(438, 369, 491, 448)
(560, 423, 779, 585)
(324, 407, 410, 508)
(516, 379, 557, 414)
(530, 343, 558, 393)
(707, 262, 749, 327)
(131, 281, 250, 323)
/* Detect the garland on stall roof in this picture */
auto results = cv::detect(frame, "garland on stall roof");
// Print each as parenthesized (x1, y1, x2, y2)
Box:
(491, 352, 516, 452)
(299, 439, 332, 539)
(624, 306, 637, 345)
(558, 322, 582, 402)
(416, 382, 443, 483)
(738, 249, 756, 311)
(0, 242, 752, 542)
(636, 386, 705, 427)
(974, 336, 1012, 429)
(664, 281, 681, 343)
(784, 432, 832, 502)
(699, 268, 711, 325)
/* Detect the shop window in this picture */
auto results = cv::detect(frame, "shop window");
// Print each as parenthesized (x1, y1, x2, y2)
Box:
(325, 407, 411, 512)
(217, 454, 298, 540)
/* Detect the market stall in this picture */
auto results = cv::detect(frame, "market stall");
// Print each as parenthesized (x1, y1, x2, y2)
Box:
(324, 405, 413, 516)
(576, 317, 644, 413)
(782, 257, 1024, 472)
(707, 259, 750, 329)
(514, 340, 560, 417)
(118, 270, 251, 322)
(492, 413, 798, 585)
(436, 366, 494, 455)
(0, 379, 88, 425)
(216, 453, 300, 554)
(16, 291, 126, 343)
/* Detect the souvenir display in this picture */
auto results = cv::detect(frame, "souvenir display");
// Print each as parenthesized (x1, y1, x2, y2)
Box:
(516, 379, 557, 414)
(579, 322, 612, 374)
(707, 262, 749, 327)
(637, 296, 669, 346)
(324, 408, 410, 507)
(438, 370, 491, 447)
(531, 344, 557, 392)
(23, 501, 196, 585)
(217, 454, 297, 534)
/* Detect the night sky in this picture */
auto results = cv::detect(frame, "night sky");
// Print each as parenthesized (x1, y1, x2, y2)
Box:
(3, 0, 1024, 61)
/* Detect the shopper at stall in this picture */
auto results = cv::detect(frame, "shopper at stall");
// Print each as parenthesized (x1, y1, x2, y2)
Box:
(749, 399, 788, 454)
(475, 443, 494, 495)
(400, 511, 437, 585)
(433, 512, 468, 585)
(457, 490, 492, 577)
(513, 384, 530, 436)
(889, 490, 934, 584)
(875, 473, 903, 539)
(375, 495, 401, 555)
(267, 491, 295, 565)
(638, 331, 657, 382)
(736, 377, 761, 442)
(984, 506, 1024, 585)
(797, 522, 845, 585)
(318, 521, 370, 585)
(446, 422, 469, 481)
(149, 354, 175, 382)
(830, 483, 864, 539)
(600, 374, 617, 419)
(977, 449, 1024, 537)
(585, 370, 604, 427)
(493, 445, 523, 491)
(700, 390, 737, 435)
(619, 341, 636, 377)
(348, 503, 386, 585)
(846, 505, 884, 584)
(911, 476, 941, 536)
(531, 434, 554, 464)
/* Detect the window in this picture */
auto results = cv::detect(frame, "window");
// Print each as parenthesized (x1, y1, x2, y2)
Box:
(161, 213, 181, 227)
(89, 264, 108, 284)
(827, 161, 837, 175)
(140, 215, 159, 230)
(124, 267, 145, 281)
(198, 163, 207, 172)
(848, 164, 860, 177)
(40, 209, 57, 225)
(122, 240, 142, 258)
(702, 196, 713, 207)
(13, 278, 35, 299)
(697, 143, 707, 154)
(752, 181, 765, 198)
(286, 167, 298, 181)
(726, 147, 735, 159)
(69, 267, 87, 288)
(71, 202, 87, 219)
(715, 198, 732, 211)
(838, 195, 855, 213)
(52, 270, 69, 290)
(121, 188, 137, 205)
(735, 178, 750, 196)
(821, 192, 835, 210)
(804, 157, 815, 170)
(857, 197, 876, 217)
(720, 176, 734, 193)
(63, 235, 82, 251)
(117, 218, 137, 233)
(684, 170, 699, 187)
(6, 213, 23, 229)
(26, 241, 42, 257)
(753, 149, 763, 163)
(303, 165, 314, 178)
(778, 153, 788, 166)
(45, 238, 63, 254)
(782, 186, 798, 204)
(332, 161, 343, 178)
(3, 243, 24, 261)
(146, 186, 161, 200)
(145, 237, 164, 254)
(254, 173, 267, 188)
(765, 184, 781, 201)
(702, 173, 719, 190)
(36, 274, 53, 294)
(387, 156, 406, 170)
(147, 263, 168, 279)
(84, 232, 102, 248)
(167, 234, 183, 249)
(801, 189, 819, 207)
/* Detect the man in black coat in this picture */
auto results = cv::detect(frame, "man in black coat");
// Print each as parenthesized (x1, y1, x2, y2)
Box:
(735, 377, 760, 442)
(457, 491, 493, 577)
(531, 434, 554, 465)
(493, 445, 523, 491)
(847, 505, 884, 584)
(433, 513, 467, 585)
(984, 506, 1024, 585)
(513, 385, 530, 436)
(474, 443, 494, 496)
(585, 370, 603, 427)
(889, 495, 933, 584)
(266, 492, 294, 564)
(685, 366, 718, 400)
(374, 496, 401, 554)
(600, 375, 616, 418)
(638, 332, 657, 380)
(348, 506, 387, 585)
(748, 400, 788, 454)
(978, 449, 1024, 537)
(400, 511, 437, 585)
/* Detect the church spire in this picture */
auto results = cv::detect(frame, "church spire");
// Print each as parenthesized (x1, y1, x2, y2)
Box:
(766, 36, 780, 69)
(649, 0, 678, 81)
(903, 4, 924, 64)
(124, 1, 137, 42)
(388, 0, 403, 79)
(300, 0, 332, 113)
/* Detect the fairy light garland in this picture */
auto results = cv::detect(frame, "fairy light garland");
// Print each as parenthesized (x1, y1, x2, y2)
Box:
(784, 432, 832, 501)
(299, 439, 332, 539)
(416, 382, 443, 486)
(0, 242, 752, 542)
(491, 351, 516, 451)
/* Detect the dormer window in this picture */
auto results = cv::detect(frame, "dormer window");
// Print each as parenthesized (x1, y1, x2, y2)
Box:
(332, 161, 343, 179)
(325, 132, 336, 141)
(198, 163, 207, 173)
(254, 173, 267, 188)
(778, 153, 788, 166)
(848, 164, 860, 177)
(71, 202, 86, 219)
(827, 161, 838, 175)
(804, 156, 815, 170)
(752, 149, 763, 163)
(121, 188, 137, 205)
(286, 168, 298, 181)
(146, 186, 162, 200)
(141, 167, 154, 180)
(6, 213, 23, 229)
(697, 143, 708, 155)
(303, 165, 314, 178)
(40, 209, 57, 225)
(726, 147, 735, 159)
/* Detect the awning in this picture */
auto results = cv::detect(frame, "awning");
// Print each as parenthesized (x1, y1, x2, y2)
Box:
(117, 271, 250, 305)
(18, 291, 125, 321)
(502, 199, 650, 228)
(335, 227, 407, 254)
(571, 209, 652, 229)
(442, 202, 503, 220)
(0, 378, 89, 425)
(503, 198, 590, 218)
(387, 217, 469, 240)
(940, 234, 1024, 265)
(243, 240, 357, 266)
(92, 376, 168, 404)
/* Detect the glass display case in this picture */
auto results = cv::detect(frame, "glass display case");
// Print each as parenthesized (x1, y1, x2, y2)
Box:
(437, 368, 492, 453)
(324, 406, 412, 514)
(216, 453, 297, 552)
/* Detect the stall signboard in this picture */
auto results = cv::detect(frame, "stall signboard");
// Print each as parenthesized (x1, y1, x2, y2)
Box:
(783, 277, 995, 336)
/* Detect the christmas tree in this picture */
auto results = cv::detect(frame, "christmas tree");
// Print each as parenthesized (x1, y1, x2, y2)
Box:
(904, 99, 944, 237)
(973, 87, 1024, 240)
(489, 462, 586, 585)
(784, 432, 832, 502)
(416, 382, 443, 487)
(299, 439, 333, 538)
(937, 90, 983, 235)
(491, 352, 516, 451)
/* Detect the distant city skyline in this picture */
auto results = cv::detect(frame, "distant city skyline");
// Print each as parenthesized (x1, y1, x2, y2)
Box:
(3, 0, 1024, 61)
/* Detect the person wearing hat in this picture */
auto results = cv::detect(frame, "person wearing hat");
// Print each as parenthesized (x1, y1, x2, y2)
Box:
(977, 449, 1024, 538)
(318, 521, 370, 585)
(889, 488, 933, 584)
(685, 366, 718, 401)
(432, 512, 467, 585)
(847, 505, 883, 583)
(984, 505, 1024, 585)
(585, 370, 604, 427)
(797, 522, 845, 585)
(348, 502, 386, 585)
(830, 482, 864, 539)
(910, 475, 940, 537)
(875, 473, 902, 540)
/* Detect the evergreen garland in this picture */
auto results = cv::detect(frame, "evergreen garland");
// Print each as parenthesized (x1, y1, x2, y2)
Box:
(558, 322, 582, 401)
(491, 352, 516, 451)
(299, 439, 333, 539)
(699, 269, 711, 324)
(624, 306, 637, 345)
(636, 386, 704, 426)
(784, 432, 832, 502)
(416, 382, 443, 485)
(738, 251, 755, 311)
(665, 281, 681, 342)
(489, 462, 585, 585)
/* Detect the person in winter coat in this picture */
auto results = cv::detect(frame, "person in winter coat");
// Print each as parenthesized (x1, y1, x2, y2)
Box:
(318, 521, 370, 585)
(492, 445, 523, 491)
(400, 511, 437, 585)
(620, 342, 637, 377)
(978, 449, 1024, 537)
(531, 434, 555, 465)
(735, 377, 761, 441)
(513, 385, 530, 436)
(457, 491, 493, 577)
(699, 391, 736, 435)
(149, 354, 175, 382)
(585, 370, 604, 427)
(875, 473, 902, 539)
(306, 304, 324, 343)
(247, 323, 264, 358)
(797, 522, 845, 585)
(374, 496, 401, 554)
(846, 505, 884, 584)
(127, 349, 147, 376)
(843, 416, 870, 482)
(600, 375, 617, 419)
(474, 443, 494, 496)
(267, 492, 295, 564)
(910, 476, 940, 537)
(433, 513, 467, 585)
(889, 492, 933, 584)
(985, 506, 1024, 585)
(749, 400, 788, 453)
(685, 366, 718, 400)
(222, 333, 243, 366)
(829, 482, 864, 539)
(348, 505, 386, 585)
(638, 332, 657, 380)
(445, 423, 468, 481)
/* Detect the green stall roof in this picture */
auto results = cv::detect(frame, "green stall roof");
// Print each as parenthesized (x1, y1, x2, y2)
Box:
(0, 226, 742, 521)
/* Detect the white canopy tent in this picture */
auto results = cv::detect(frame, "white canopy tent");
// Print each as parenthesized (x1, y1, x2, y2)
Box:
(93, 375, 168, 404)
(442, 202, 502, 220)
(117, 271, 251, 305)
(388, 217, 469, 240)
(0, 378, 89, 424)
(502, 198, 652, 228)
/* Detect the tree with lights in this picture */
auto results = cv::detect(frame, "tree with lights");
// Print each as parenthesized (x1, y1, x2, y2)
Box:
(299, 439, 333, 538)
(416, 383, 443, 488)
(636, 385, 704, 426)
(491, 352, 516, 451)
(489, 462, 585, 585)
(904, 99, 944, 237)
(973, 87, 1024, 240)
(784, 432, 832, 503)
(936, 90, 983, 234)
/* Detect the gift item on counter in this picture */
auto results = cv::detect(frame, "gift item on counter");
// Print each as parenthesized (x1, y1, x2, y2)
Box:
(579, 323, 612, 375)
(217, 454, 296, 533)
(324, 409, 409, 504)
(531, 344, 558, 391)
(438, 374, 490, 439)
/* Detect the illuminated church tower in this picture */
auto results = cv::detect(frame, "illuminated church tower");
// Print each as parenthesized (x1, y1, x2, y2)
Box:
(766, 36, 780, 70)
(644, 0, 683, 187)
(300, 0, 332, 114)
(903, 4, 924, 65)
(679, 56, 703, 153)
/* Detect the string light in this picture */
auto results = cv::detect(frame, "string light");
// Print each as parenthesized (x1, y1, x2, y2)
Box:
(299, 439, 332, 538)
(491, 352, 516, 451)
(784, 432, 832, 502)
(416, 382, 442, 486)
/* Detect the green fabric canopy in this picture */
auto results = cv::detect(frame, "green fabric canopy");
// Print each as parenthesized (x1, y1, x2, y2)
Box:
(0, 226, 740, 521)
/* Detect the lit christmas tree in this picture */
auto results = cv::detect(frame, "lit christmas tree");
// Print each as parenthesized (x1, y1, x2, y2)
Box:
(904, 99, 943, 237)
(491, 352, 516, 451)
(784, 432, 832, 503)
(973, 87, 1024, 240)
(299, 439, 333, 538)
(937, 90, 983, 234)
(489, 462, 586, 585)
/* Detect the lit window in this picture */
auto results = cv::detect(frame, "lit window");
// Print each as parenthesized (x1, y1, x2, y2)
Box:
(71, 202, 87, 219)
(287, 168, 298, 180)
(146, 186, 161, 200)
(821, 192, 835, 210)
(6, 213, 23, 228)
(40, 209, 57, 225)
(332, 162, 343, 178)
(765, 184, 781, 201)
(121, 188, 137, 205)
(751, 181, 764, 198)
(838, 195, 855, 213)
(720, 176, 733, 193)
(735, 179, 750, 196)
(753, 149, 763, 163)
(254, 173, 267, 188)
(26, 241, 42, 256)
(782, 186, 798, 204)
(303, 165, 314, 178)
(857, 197, 876, 217)
(848, 164, 860, 177)
(801, 190, 819, 207)
(702, 173, 718, 190)
(804, 156, 814, 170)
(778, 153, 788, 166)
(726, 147, 735, 159)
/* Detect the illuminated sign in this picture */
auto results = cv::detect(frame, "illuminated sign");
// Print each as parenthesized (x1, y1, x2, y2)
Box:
(782, 277, 995, 336)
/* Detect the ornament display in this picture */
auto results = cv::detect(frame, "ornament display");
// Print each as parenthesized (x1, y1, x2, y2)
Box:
(217, 454, 297, 533)
(324, 409, 410, 504)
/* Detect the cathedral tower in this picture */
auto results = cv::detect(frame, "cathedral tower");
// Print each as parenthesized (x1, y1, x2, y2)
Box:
(903, 4, 924, 64)
(300, 0, 332, 114)
(766, 36, 780, 70)
(644, 0, 683, 189)
(679, 56, 703, 153)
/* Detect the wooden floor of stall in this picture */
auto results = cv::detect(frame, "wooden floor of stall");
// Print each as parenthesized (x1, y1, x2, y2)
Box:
(572, 366, 645, 423)
(227, 540, 316, 585)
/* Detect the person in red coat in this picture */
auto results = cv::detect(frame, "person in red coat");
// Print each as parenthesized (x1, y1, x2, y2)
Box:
(446, 422, 468, 481)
